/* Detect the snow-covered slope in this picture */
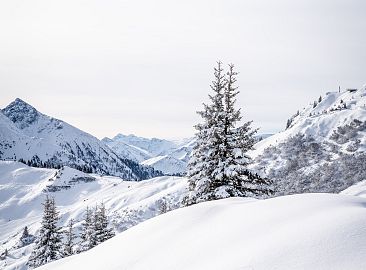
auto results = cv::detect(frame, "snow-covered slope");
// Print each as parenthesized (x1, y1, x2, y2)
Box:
(141, 155, 187, 175)
(0, 99, 161, 180)
(0, 161, 187, 270)
(341, 179, 366, 198)
(252, 87, 366, 156)
(250, 85, 366, 195)
(39, 193, 366, 270)
(102, 134, 195, 174)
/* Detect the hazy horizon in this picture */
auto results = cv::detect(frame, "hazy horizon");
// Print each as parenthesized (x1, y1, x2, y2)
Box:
(1, 0, 365, 139)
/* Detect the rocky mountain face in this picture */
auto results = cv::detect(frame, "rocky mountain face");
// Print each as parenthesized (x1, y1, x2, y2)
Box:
(250, 85, 366, 195)
(0, 98, 162, 180)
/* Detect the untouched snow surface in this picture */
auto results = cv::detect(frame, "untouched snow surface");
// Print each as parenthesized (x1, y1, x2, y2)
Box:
(341, 179, 366, 198)
(38, 193, 366, 270)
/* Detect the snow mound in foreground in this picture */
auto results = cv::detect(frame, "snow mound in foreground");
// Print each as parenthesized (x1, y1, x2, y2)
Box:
(341, 179, 366, 198)
(39, 193, 366, 270)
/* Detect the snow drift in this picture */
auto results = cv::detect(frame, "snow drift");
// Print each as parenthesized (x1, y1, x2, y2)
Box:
(39, 193, 366, 270)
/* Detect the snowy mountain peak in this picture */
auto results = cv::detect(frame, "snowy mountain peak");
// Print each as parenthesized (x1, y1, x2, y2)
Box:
(2, 98, 41, 129)
(0, 99, 161, 180)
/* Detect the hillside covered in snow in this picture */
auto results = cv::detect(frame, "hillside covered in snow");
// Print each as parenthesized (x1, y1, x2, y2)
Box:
(250, 85, 366, 195)
(0, 99, 161, 180)
(102, 134, 195, 175)
(38, 193, 366, 270)
(0, 161, 187, 270)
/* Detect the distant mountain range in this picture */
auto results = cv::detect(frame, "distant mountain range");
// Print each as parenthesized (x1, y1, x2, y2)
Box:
(102, 134, 195, 175)
(0, 98, 161, 180)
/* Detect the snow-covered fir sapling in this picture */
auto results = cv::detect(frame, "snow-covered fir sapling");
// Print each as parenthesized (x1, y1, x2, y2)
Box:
(18, 226, 35, 247)
(27, 196, 63, 268)
(0, 249, 8, 260)
(94, 203, 115, 245)
(186, 62, 272, 205)
(63, 219, 76, 257)
(80, 206, 96, 251)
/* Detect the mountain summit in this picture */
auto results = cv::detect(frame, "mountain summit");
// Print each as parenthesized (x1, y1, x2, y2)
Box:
(3, 98, 40, 129)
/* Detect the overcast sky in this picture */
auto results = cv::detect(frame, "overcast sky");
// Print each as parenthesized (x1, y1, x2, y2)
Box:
(1, 0, 365, 140)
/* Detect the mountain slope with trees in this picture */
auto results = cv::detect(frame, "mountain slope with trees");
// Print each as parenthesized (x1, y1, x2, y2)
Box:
(250, 85, 366, 195)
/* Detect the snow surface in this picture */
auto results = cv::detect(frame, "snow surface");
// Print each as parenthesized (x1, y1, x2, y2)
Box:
(341, 179, 366, 198)
(39, 193, 366, 270)
(0, 161, 187, 270)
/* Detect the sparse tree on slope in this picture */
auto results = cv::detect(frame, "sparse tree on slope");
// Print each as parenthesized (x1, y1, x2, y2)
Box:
(28, 196, 63, 268)
(19, 226, 35, 247)
(94, 203, 115, 245)
(186, 63, 272, 205)
(63, 219, 76, 257)
(80, 206, 96, 251)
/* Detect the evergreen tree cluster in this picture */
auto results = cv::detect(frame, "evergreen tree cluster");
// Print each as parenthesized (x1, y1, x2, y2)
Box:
(80, 203, 115, 252)
(187, 62, 272, 205)
(27, 197, 115, 268)
(17, 157, 96, 173)
(18, 156, 62, 170)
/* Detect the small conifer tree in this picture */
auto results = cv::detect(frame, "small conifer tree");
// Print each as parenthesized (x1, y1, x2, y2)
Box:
(80, 207, 96, 251)
(28, 196, 62, 268)
(94, 203, 115, 245)
(63, 219, 76, 257)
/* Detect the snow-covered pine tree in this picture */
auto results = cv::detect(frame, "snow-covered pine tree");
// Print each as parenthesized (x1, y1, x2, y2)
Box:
(187, 63, 272, 205)
(0, 248, 8, 260)
(157, 197, 169, 214)
(63, 219, 76, 257)
(19, 226, 35, 247)
(94, 203, 115, 245)
(219, 64, 272, 197)
(28, 196, 62, 268)
(186, 61, 226, 205)
(80, 207, 96, 251)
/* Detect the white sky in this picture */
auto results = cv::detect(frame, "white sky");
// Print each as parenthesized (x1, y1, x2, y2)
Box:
(1, 0, 365, 139)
